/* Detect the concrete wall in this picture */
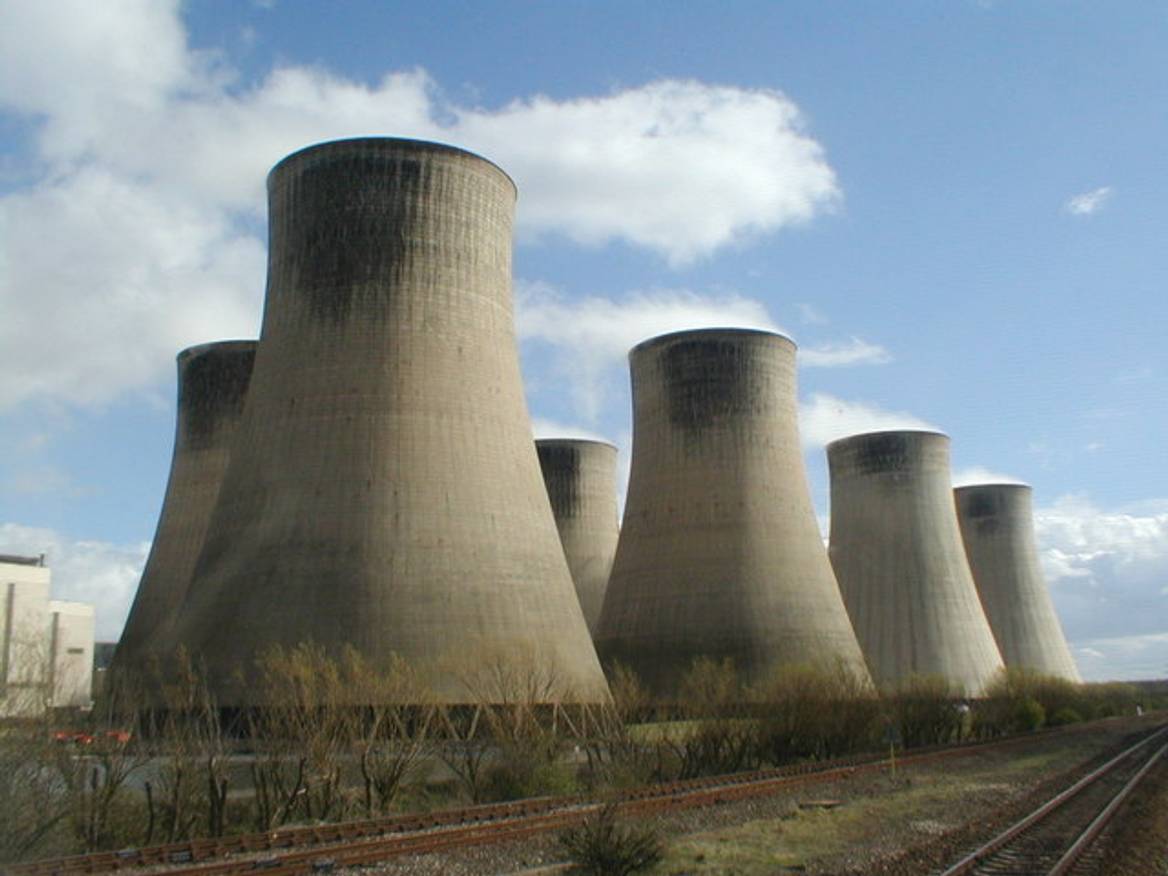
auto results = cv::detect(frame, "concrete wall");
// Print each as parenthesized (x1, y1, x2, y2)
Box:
(174, 138, 608, 705)
(49, 600, 95, 708)
(956, 484, 1080, 682)
(536, 439, 620, 635)
(827, 431, 1004, 695)
(596, 329, 870, 694)
(0, 557, 50, 717)
(116, 341, 256, 678)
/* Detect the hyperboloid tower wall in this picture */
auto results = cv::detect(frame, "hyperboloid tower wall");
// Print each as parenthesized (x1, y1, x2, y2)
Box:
(175, 138, 608, 705)
(115, 341, 256, 675)
(594, 328, 870, 694)
(955, 484, 1080, 682)
(827, 431, 1004, 695)
(535, 439, 620, 635)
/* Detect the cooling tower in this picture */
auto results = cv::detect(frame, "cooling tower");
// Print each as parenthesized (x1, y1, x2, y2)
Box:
(535, 439, 620, 635)
(594, 328, 870, 694)
(827, 430, 1004, 695)
(114, 341, 256, 676)
(174, 138, 608, 705)
(955, 484, 1080, 682)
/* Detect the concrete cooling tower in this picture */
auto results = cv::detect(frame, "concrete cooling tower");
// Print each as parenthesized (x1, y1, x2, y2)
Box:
(827, 431, 1004, 695)
(174, 138, 608, 705)
(955, 484, 1080, 682)
(594, 328, 870, 694)
(535, 439, 620, 635)
(115, 341, 256, 677)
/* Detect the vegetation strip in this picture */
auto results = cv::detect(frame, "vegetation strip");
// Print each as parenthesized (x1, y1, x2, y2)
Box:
(13, 722, 1164, 876)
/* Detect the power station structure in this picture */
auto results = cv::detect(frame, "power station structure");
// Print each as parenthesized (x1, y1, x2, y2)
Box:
(535, 439, 620, 635)
(172, 138, 609, 705)
(115, 341, 256, 677)
(595, 328, 871, 694)
(955, 483, 1080, 682)
(827, 430, 1004, 695)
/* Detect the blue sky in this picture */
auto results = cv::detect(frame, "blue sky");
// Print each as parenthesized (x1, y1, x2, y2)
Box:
(1, 1, 1164, 680)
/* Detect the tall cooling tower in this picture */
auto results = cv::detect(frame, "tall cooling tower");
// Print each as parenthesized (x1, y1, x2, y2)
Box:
(955, 484, 1080, 682)
(115, 341, 256, 676)
(827, 431, 1004, 694)
(175, 138, 608, 705)
(535, 439, 620, 635)
(594, 329, 870, 694)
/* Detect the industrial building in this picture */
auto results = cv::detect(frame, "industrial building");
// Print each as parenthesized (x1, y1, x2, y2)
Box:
(827, 430, 1004, 695)
(1, 554, 95, 715)
(116, 341, 256, 678)
(956, 483, 1080, 682)
(536, 439, 620, 635)
(48, 601, 96, 709)
(596, 328, 870, 694)
(173, 138, 609, 705)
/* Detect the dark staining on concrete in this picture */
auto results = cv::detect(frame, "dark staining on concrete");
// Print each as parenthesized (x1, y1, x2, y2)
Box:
(276, 152, 428, 325)
(852, 432, 913, 476)
(179, 346, 255, 452)
(961, 489, 999, 519)
(537, 443, 582, 518)
(663, 338, 766, 434)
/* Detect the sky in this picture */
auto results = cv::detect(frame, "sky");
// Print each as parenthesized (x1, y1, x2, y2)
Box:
(0, 1, 1164, 681)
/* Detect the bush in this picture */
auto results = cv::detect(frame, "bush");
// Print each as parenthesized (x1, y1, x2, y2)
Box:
(887, 674, 965, 748)
(752, 660, 879, 764)
(559, 803, 663, 875)
(1048, 707, 1083, 727)
(666, 658, 756, 778)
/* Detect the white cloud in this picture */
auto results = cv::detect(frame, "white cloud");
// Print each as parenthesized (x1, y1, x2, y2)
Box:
(0, 523, 149, 641)
(799, 337, 890, 368)
(1070, 632, 1168, 682)
(952, 466, 1027, 488)
(458, 81, 840, 265)
(1034, 495, 1168, 677)
(796, 303, 828, 325)
(1065, 186, 1113, 216)
(0, 1, 840, 410)
(797, 393, 938, 449)
(518, 284, 779, 421)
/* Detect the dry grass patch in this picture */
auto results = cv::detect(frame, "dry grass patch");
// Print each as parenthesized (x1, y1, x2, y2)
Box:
(656, 746, 1089, 874)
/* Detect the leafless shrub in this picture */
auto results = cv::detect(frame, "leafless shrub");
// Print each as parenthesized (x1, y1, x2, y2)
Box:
(752, 660, 879, 764)
(666, 657, 756, 778)
(887, 674, 965, 748)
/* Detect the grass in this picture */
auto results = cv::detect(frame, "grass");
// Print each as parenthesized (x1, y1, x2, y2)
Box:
(656, 746, 1091, 874)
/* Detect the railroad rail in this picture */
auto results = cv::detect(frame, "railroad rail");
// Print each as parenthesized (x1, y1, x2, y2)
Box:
(938, 723, 1168, 875)
(8, 720, 1162, 876)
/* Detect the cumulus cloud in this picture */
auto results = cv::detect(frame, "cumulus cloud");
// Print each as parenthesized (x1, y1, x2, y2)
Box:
(0, 0, 840, 410)
(1071, 633, 1168, 683)
(0, 523, 149, 641)
(1033, 495, 1168, 678)
(1065, 186, 1113, 216)
(518, 284, 779, 421)
(797, 393, 938, 449)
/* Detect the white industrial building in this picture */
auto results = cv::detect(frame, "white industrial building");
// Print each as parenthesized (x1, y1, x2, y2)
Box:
(1, 554, 95, 716)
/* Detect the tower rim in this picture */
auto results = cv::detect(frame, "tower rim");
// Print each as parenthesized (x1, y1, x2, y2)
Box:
(177, 339, 257, 362)
(825, 427, 950, 454)
(628, 326, 795, 359)
(954, 481, 1034, 494)
(267, 136, 517, 197)
(535, 437, 619, 452)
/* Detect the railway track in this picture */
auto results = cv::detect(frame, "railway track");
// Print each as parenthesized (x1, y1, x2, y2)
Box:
(937, 723, 1168, 876)
(8, 720, 1162, 876)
